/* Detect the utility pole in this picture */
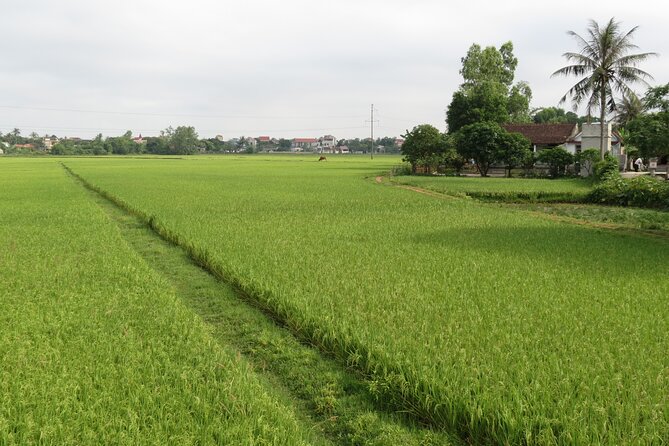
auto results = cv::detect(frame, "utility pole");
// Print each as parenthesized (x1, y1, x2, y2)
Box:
(370, 104, 374, 159)
(366, 104, 378, 160)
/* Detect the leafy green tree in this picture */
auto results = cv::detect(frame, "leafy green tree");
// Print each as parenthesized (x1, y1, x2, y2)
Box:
(447, 82, 509, 132)
(454, 121, 507, 177)
(644, 83, 669, 112)
(508, 81, 533, 123)
(627, 84, 669, 158)
(447, 41, 532, 132)
(552, 18, 656, 158)
(537, 147, 574, 177)
(626, 114, 669, 158)
(106, 131, 138, 155)
(51, 139, 78, 155)
(460, 41, 517, 88)
(498, 131, 531, 177)
(146, 137, 169, 154)
(278, 138, 291, 151)
(169, 126, 200, 154)
(401, 124, 445, 173)
(615, 92, 644, 128)
(532, 107, 580, 124)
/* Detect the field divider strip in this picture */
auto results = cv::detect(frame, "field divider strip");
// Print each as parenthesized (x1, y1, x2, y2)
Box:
(60, 163, 460, 445)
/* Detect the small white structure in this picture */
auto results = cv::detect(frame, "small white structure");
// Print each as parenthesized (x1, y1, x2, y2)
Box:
(564, 123, 622, 156)
(291, 138, 318, 151)
(318, 135, 337, 153)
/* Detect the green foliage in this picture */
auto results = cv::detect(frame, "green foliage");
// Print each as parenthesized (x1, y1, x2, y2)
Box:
(454, 122, 528, 177)
(593, 152, 620, 180)
(507, 81, 533, 123)
(536, 147, 574, 177)
(392, 175, 591, 203)
(460, 41, 517, 88)
(532, 107, 580, 124)
(401, 124, 445, 173)
(447, 41, 532, 133)
(625, 84, 669, 159)
(588, 175, 669, 209)
(498, 131, 531, 177)
(447, 82, 510, 132)
(574, 148, 600, 176)
(552, 18, 656, 157)
(169, 126, 200, 154)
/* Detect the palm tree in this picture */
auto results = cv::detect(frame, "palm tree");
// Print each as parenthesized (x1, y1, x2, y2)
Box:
(615, 91, 644, 128)
(552, 18, 657, 158)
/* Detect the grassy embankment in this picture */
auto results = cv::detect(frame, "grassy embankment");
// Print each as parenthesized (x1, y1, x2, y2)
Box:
(65, 155, 669, 444)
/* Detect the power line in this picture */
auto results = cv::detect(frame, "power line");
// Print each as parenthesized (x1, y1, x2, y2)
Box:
(0, 105, 367, 120)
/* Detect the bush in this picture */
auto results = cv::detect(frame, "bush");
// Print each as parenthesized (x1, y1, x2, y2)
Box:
(588, 175, 669, 209)
(390, 163, 412, 176)
(536, 147, 574, 177)
(594, 153, 620, 180)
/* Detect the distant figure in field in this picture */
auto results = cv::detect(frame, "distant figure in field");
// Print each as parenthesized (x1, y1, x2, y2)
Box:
(318, 156, 327, 161)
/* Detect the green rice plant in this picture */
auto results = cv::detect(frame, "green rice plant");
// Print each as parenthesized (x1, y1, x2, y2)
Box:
(64, 155, 669, 444)
(0, 158, 319, 445)
(391, 175, 593, 203)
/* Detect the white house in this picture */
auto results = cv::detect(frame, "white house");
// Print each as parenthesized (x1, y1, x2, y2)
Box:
(318, 135, 337, 153)
(563, 123, 622, 156)
(291, 138, 318, 151)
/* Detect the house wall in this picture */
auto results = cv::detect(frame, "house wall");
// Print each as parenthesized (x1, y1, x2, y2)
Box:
(582, 123, 612, 154)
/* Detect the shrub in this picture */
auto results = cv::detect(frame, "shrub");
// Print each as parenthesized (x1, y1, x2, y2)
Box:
(588, 175, 669, 209)
(594, 153, 620, 180)
(536, 147, 574, 177)
(575, 148, 600, 177)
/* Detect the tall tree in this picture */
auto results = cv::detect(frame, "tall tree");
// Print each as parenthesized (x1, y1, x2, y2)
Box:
(447, 41, 532, 133)
(615, 92, 644, 128)
(552, 18, 656, 158)
(627, 83, 669, 158)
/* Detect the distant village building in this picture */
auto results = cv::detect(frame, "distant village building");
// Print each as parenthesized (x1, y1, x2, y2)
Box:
(291, 138, 318, 152)
(257, 136, 271, 143)
(132, 134, 146, 144)
(43, 136, 59, 151)
(394, 137, 405, 148)
(318, 135, 337, 153)
(14, 143, 34, 150)
(215, 134, 225, 141)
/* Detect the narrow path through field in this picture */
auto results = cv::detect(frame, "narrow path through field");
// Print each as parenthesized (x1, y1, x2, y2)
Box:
(64, 164, 456, 446)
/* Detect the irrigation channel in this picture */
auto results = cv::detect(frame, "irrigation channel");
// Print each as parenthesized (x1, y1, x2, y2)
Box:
(63, 163, 457, 446)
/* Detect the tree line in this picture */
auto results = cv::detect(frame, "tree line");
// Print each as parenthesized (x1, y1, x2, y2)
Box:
(402, 18, 664, 178)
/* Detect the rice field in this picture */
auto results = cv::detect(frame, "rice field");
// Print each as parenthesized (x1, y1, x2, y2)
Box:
(58, 155, 669, 445)
(0, 158, 320, 445)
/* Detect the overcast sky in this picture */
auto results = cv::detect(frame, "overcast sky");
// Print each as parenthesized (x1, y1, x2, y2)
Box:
(1, 0, 667, 139)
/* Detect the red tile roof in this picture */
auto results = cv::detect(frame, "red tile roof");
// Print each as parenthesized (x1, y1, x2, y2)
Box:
(502, 123, 578, 145)
(293, 138, 318, 143)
